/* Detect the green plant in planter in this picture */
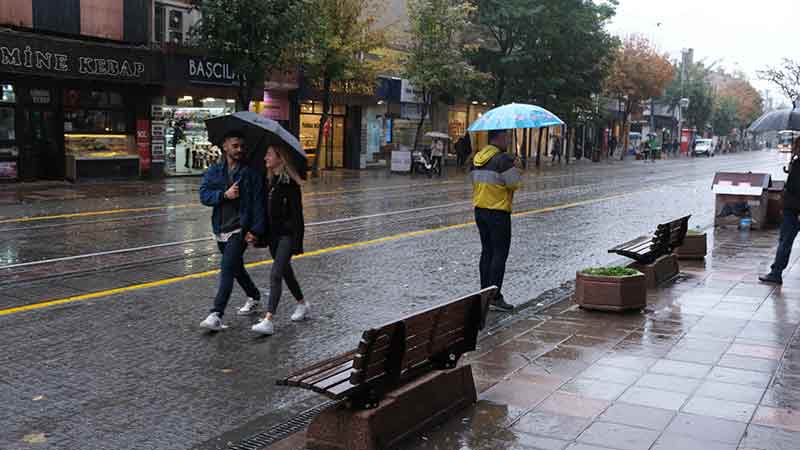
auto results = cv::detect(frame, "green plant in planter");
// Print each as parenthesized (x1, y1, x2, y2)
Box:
(582, 267, 642, 277)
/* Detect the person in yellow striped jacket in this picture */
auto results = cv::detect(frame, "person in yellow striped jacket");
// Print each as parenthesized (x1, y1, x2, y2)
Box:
(470, 129, 522, 312)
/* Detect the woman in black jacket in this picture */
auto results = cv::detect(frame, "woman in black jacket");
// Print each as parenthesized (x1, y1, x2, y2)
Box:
(250, 145, 307, 335)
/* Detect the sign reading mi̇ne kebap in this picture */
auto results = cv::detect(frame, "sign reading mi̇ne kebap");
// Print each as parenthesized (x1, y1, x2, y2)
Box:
(0, 32, 153, 83)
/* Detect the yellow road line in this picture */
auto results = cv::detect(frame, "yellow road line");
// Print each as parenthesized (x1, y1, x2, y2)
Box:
(0, 192, 630, 317)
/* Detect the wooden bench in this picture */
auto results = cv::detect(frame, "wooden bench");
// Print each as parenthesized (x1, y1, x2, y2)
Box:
(277, 287, 497, 410)
(608, 216, 691, 265)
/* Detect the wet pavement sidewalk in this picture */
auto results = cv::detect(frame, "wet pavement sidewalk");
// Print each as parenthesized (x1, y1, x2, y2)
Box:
(265, 227, 800, 450)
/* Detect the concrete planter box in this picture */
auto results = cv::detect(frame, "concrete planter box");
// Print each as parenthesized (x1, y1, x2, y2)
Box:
(576, 271, 647, 312)
(676, 233, 707, 260)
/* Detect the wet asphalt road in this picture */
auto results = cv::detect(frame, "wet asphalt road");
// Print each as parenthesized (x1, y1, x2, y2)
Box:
(0, 151, 793, 450)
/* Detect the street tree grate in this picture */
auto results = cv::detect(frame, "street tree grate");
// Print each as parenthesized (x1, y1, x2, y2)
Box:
(227, 400, 338, 450)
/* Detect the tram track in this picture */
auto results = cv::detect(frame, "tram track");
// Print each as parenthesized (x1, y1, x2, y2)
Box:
(0, 154, 779, 287)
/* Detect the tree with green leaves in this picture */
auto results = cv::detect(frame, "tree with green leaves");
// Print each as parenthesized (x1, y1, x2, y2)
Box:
(301, 0, 386, 175)
(191, 0, 307, 108)
(663, 61, 715, 132)
(405, 0, 476, 151)
(712, 96, 738, 136)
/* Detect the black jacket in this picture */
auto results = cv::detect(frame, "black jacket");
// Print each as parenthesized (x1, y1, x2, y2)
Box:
(260, 174, 305, 255)
(786, 156, 800, 211)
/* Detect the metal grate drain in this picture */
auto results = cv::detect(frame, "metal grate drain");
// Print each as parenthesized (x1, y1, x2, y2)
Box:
(227, 400, 339, 450)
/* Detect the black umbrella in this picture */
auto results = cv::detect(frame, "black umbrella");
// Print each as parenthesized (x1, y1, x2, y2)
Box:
(205, 111, 307, 179)
(748, 107, 800, 133)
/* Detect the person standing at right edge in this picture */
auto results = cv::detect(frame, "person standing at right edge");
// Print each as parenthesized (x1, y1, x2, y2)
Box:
(470, 129, 522, 312)
(760, 137, 800, 285)
(251, 146, 308, 335)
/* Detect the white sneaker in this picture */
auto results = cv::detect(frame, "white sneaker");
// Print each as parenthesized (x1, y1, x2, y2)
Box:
(251, 318, 275, 335)
(237, 298, 261, 316)
(199, 312, 228, 331)
(291, 302, 310, 322)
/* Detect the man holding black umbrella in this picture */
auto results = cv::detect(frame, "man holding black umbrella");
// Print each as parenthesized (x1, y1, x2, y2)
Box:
(199, 130, 264, 331)
(760, 137, 800, 285)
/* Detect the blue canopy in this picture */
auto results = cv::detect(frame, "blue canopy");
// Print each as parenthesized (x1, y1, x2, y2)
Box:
(468, 103, 565, 132)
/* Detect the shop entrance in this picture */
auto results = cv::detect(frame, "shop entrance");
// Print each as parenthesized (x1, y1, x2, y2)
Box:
(21, 105, 61, 180)
(299, 102, 346, 170)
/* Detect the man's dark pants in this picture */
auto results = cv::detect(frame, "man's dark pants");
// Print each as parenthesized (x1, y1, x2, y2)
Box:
(475, 207, 512, 299)
(211, 233, 260, 316)
(770, 208, 800, 276)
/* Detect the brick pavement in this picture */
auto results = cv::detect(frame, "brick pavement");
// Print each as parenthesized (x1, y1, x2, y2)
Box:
(264, 227, 800, 450)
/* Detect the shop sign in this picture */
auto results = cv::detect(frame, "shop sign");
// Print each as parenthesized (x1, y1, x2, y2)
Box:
(261, 90, 289, 121)
(151, 143, 165, 163)
(0, 32, 151, 82)
(29, 89, 50, 104)
(390, 149, 411, 173)
(137, 120, 151, 172)
(187, 57, 241, 86)
(400, 79, 423, 103)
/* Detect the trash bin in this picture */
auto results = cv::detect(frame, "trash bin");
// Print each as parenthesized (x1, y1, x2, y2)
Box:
(767, 181, 785, 227)
(713, 172, 771, 229)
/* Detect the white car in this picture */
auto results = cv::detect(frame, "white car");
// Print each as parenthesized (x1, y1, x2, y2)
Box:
(693, 139, 715, 157)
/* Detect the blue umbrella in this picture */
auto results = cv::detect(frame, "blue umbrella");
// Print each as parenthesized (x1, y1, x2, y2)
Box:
(467, 103, 565, 132)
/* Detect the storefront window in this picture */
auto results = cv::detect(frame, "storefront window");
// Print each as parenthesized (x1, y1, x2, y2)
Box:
(1, 84, 15, 103)
(64, 134, 137, 158)
(163, 97, 235, 176)
(299, 102, 346, 170)
(0, 107, 15, 141)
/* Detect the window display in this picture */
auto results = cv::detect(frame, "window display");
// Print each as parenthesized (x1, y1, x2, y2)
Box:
(163, 99, 233, 175)
(64, 134, 137, 158)
(0, 107, 15, 141)
(1, 84, 15, 103)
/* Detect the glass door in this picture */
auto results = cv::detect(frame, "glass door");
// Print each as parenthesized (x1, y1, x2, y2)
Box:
(22, 107, 60, 180)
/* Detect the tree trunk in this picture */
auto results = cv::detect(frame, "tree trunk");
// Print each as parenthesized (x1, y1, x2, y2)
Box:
(494, 73, 506, 106)
(565, 126, 571, 165)
(312, 76, 332, 177)
(413, 93, 430, 152)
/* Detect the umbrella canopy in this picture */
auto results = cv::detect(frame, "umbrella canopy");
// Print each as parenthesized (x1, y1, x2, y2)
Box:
(467, 103, 565, 132)
(424, 131, 451, 140)
(205, 111, 307, 179)
(748, 108, 800, 133)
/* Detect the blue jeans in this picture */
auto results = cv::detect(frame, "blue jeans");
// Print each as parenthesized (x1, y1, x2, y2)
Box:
(771, 209, 800, 276)
(211, 233, 260, 317)
(475, 208, 512, 298)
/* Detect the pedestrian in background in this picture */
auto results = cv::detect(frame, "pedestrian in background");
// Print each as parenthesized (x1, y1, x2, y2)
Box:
(470, 129, 522, 312)
(199, 131, 263, 331)
(250, 145, 308, 335)
(455, 134, 471, 169)
(609, 135, 618, 157)
(760, 137, 800, 285)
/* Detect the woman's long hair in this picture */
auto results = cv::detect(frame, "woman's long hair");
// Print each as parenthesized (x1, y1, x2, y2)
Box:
(267, 146, 304, 186)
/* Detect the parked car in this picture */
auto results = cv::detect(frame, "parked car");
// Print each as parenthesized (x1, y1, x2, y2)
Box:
(693, 139, 715, 157)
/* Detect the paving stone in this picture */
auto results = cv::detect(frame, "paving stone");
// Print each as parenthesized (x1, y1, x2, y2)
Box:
(651, 433, 738, 450)
(664, 413, 747, 444)
(577, 421, 660, 450)
(681, 396, 757, 422)
(633, 373, 702, 394)
(617, 387, 690, 411)
(706, 367, 773, 388)
(598, 403, 675, 431)
(650, 360, 713, 379)
(752, 406, 800, 432)
(694, 381, 766, 404)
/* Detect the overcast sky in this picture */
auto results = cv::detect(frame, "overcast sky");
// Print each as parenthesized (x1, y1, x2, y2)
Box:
(607, 0, 796, 104)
